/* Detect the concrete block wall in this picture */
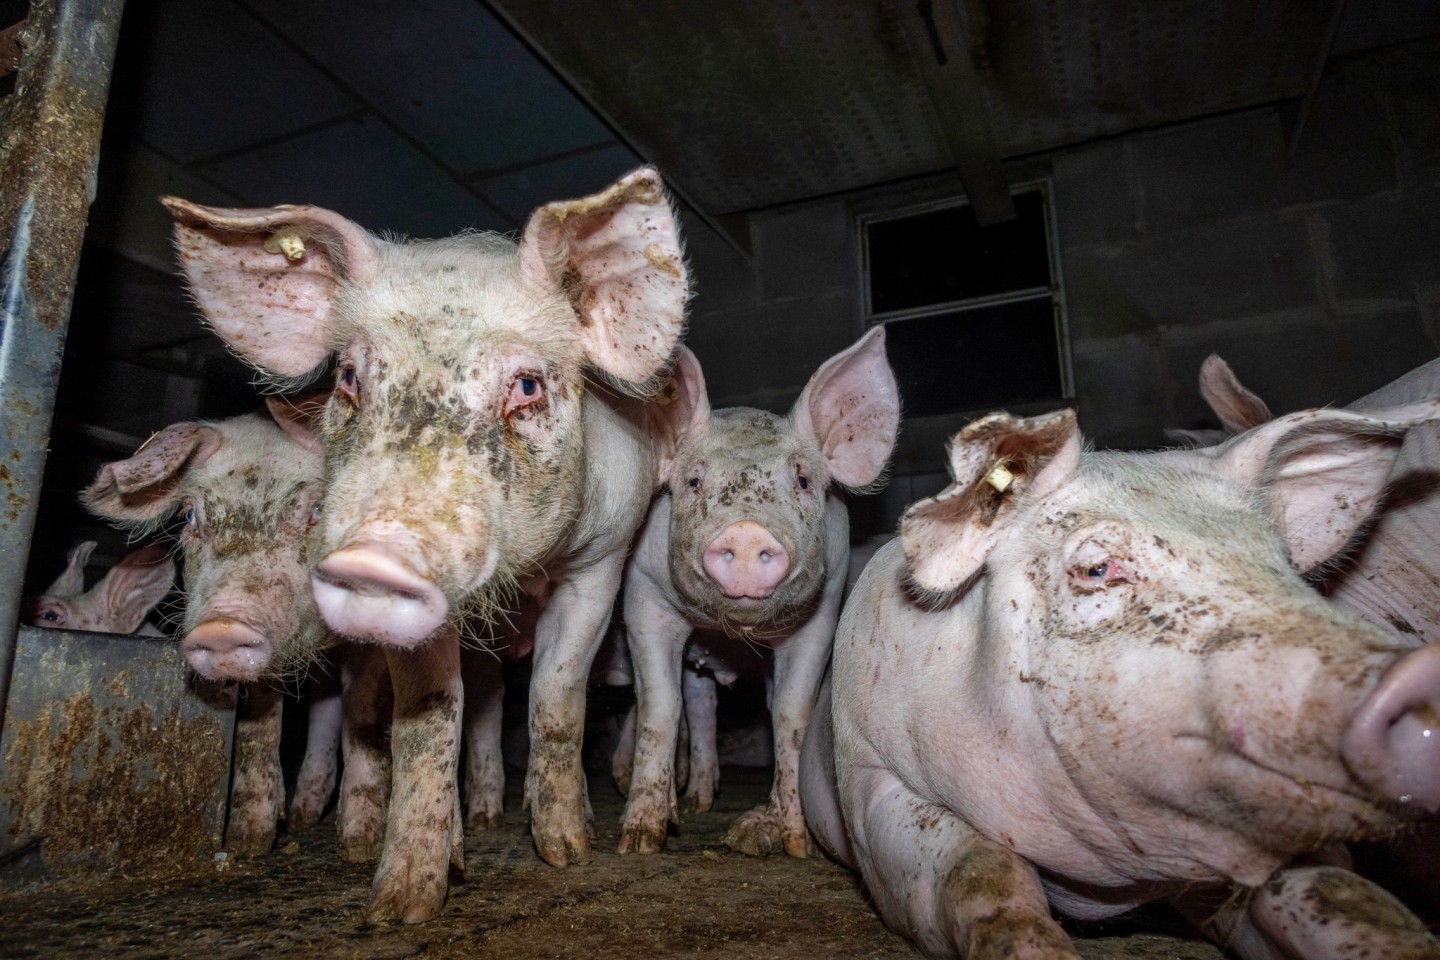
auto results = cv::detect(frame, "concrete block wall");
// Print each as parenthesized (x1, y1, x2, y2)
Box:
(679, 36, 1440, 534)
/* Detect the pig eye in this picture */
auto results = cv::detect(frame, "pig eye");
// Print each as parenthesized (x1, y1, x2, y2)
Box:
(794, 467, 811, 492)
(42, 609, 61, 624)
(308, 503, 322, 526)
(506, 374, 546, 415)
(184, 507, 196, 526)
(337, 364, 361, 407)
(1071, 558, 1130, 586)
(687, 477, 702, 490)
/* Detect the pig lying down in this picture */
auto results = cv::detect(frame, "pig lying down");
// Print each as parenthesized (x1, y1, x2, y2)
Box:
(163, 168, 688, 922)
(24, 540, 173, 636)
(802, 404, 1440, 959)
(621, 330, 898, 856)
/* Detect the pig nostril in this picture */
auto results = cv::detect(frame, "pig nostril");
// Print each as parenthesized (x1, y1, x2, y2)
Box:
(723, 549, 734, 563)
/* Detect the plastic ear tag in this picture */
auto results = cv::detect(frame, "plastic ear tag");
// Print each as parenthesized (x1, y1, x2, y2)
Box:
(264, 228, 307, 262)
(985, 462, 1015, 493)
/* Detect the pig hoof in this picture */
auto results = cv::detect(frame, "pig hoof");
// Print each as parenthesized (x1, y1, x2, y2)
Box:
(288, 800, 325, 832)
(338, 828, 385, 863)
(618, 821, 667, 855)
(721, 805, 795, 858)
(466, 809, 504, 832)
(531, 820, 593, 867)
(224, 825, 277, 858)
(365, 862, 448, 924)
(613, 770, 632, 796)
(684, 789, 714, 814)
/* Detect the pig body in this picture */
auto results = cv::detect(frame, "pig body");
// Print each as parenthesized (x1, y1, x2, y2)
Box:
(802, 405, 1440, 960)
(25, 540, 173, 636)
(620, 330, 898, 856)
(164, 168, 689, 922)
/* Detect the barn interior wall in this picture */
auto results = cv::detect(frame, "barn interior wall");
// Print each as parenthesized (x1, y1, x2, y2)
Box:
(680, 35, 1440, 536)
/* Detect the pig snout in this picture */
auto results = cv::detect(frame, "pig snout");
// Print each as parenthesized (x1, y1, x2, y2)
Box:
(312, 542, 449, 646)
(184, 618, 271, 682)
(702, 521, 790, 600)
(1343, 643, 1440, 811)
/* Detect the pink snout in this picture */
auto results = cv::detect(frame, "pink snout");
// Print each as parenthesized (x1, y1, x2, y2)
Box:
(184, 619, 271, 682)
(702, 521, 790, 600)
(312, 542, 448, 647)
(1343, 643, 1440, 811)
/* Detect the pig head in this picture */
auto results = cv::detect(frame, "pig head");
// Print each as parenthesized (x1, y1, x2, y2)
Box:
(25, 540, 173, 635)
(806, 400, 1440, 959)
(83, 401, 327, 682)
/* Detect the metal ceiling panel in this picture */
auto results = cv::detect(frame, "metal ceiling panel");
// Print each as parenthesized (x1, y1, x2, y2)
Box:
(243, 0, 615, 177)
(470, 142, 642, 222)
(201, 114, 511, 236)
(491, 0, 1341, 214)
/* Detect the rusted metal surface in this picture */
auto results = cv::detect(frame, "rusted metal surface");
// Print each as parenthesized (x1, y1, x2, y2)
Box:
(0, 626, 235, 887)
(0, 0, 126, 744)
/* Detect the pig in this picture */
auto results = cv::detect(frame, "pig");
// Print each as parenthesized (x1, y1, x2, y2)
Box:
(24, 540, 173, 636)
(800, 404, 1440, 959)
(620, 328, 899, 857)
(162, 167, 689, 922)
(81, 399, 365, 856)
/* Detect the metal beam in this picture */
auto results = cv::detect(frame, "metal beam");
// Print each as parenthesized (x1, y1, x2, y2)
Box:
(899, 0, 1015, 225)
(0, 0, 127, 744)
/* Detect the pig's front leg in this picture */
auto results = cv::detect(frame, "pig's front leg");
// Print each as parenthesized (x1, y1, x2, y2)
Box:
(849, 766, 1077, 959)
(366, 627, 462, 924)
(612, 703, 637, 795)
(289, 666, 341, 830)
(682, 667, 719, 813)
(226, 682, 283, 856)
(337, 644, 391, 862)
(525, 554, 625, 866)
(616, 575, 690, 853)
(1178, 866, 1440, 960)
(461, 646, 506, 830)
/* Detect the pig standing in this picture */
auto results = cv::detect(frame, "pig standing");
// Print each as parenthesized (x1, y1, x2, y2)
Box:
(25, 540, 173, 636)
(82, 400, 380, 856)
(801, 405, 1440, 959)
(620, 329, 898, 856)
(162, 167, 689, 922)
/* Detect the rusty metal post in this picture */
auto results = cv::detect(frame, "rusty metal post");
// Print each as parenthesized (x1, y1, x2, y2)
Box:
(0, 0, 127, 743)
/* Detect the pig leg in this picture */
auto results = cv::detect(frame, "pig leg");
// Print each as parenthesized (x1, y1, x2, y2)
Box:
(682, 668, 719, 813)
(612, 703, 637, 796)
(616, 580, 690, 854)
(337, 644, 391, 863)
(723, 598, 837, 857)
(1177, 867, 1440, 960)
(366, 627, 462, 924)
(226, 682, 283, 856)
(462, 647, 506, 830)
(525, 554, 627, 867)
(849, 765, 1077, 959)
(289, 667, 341, 830)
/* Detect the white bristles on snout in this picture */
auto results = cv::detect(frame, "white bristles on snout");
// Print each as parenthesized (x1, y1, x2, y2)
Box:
(985, 462, 1015, 493)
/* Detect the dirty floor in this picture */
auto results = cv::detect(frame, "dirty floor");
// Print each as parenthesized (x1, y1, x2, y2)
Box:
(0, 767, 1224, 959)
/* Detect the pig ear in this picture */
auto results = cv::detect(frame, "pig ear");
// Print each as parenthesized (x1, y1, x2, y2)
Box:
(1214, 400, 1440, 571)
(162, 197, 379, 380)
(44, 540, 98, 599)
(646, 347, 710, 486)
(83, 423, 223, 524)
(518, 167, 690, 392)
(265, 394, 327, 456)
(94, 544, 175, 634)
(1199, 354, 1272, 434)
(902, 409, 1080, 594)
(792, 327, 901, 490)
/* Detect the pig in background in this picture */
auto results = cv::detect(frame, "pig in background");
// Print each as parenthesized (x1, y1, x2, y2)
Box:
(164, 167, 689, 922)
(619, 329, 899, 858)
(23, 539, 174, 637)
(802, 403, 1440, 960)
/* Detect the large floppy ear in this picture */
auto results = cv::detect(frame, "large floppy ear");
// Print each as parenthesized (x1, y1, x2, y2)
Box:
(517, 167, 689, 392)
(162, 197, 380, 379)
(265, 393, 327, 456)
(1199, 354, 1272, 434)
(902, 409, 1080, 594)
(94, 543, 175, 634)
(646, 347, 710, 487)
(791, 327, 901, 490)
(44, 540, 98, 599)
(1210, 400, 1440, 572)
(83, 422, 223, 524)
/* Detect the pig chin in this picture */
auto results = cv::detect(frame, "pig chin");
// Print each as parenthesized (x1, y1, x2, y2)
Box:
(677, 567, 821, 632)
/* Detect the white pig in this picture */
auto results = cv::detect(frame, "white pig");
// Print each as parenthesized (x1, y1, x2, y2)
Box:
(162, 167, 689, 922)
(24, 540, 173, 636)
(802, 404, 1440, 959)
(620, 329, 898, 856)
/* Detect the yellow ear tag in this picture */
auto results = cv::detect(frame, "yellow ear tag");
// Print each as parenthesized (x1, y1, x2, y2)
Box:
(985, 462, 1015, 494)
(264, 228, 307, 262)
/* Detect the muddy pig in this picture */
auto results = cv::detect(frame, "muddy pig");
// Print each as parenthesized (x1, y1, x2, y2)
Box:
(801, 403, 1440, 959)
(621, 328, 898, 856)
(162, 166, 689, 922)
(25, 540, 173, 636)
(82, 399, 366, 856)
